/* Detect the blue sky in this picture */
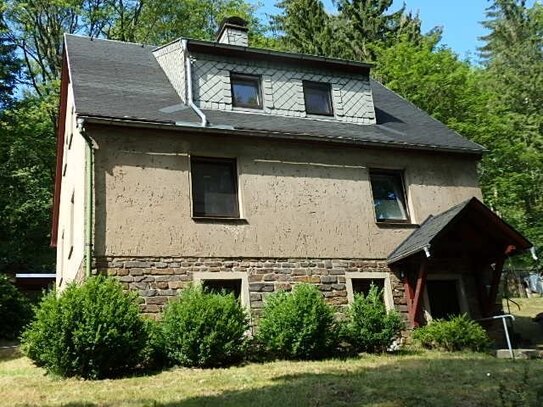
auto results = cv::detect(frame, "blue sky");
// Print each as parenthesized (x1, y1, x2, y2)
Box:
(250, 1, 534, 59)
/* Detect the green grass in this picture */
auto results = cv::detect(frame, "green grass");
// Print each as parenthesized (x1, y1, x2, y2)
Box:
(1, 350, 543, 406)
(504, 297, 543, 349)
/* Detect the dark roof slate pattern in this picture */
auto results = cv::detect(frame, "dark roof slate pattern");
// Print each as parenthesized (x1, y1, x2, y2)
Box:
(387, 199, 472, 264)
(65, 34, 484, 154)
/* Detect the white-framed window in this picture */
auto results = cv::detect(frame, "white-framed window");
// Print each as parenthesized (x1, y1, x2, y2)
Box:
(369, 169, 410, 223)
(346, 272, 395, 311)
(192, 272, 250, 310)
(423, 274, 469, 321)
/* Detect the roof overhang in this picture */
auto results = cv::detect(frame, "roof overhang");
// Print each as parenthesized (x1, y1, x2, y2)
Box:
(185, 39, 373, 76)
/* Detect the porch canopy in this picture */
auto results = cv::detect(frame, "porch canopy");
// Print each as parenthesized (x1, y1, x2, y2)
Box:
(388, 197, 532, 327)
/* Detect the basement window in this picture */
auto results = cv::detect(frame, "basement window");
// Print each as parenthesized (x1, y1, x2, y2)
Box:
(346, 272, 394, 310)
(193, 272, 250, 308)
(231, 73, 262, 109)
(303, 81, 333, 116)
(191, 157, 240, 218)
(370, 170, 409, 223)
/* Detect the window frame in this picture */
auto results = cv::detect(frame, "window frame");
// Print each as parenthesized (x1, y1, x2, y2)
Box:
(230, 72, 263, 110)
(190, 156, 241, 219)
(345, 272, 394, 311)
(369, 169, 411, 224)
(302, 80, 334, 116)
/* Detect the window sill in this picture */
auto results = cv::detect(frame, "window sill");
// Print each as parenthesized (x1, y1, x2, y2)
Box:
(376, 222, 419, 229)
(192, 217, 248, 224)
(232, 106, 264, 113)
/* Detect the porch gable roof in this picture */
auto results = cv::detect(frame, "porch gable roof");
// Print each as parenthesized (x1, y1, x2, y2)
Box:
(387, 197, 532, 265)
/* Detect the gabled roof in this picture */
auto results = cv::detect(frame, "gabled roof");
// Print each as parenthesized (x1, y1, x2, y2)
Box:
(387, 197, 532, 264)
(64, 34, 485, 155)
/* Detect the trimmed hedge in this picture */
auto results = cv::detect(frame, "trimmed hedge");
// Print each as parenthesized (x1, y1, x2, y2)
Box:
(161, 284, 249, 368)
(412, 314, 491, 352)
(343, 285, 404, 353)
(21, 276, 148, 379)
(256, 284, 338, 360)
(0, 273, 33, 340)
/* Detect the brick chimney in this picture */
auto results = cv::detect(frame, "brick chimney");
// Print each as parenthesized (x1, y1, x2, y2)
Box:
(216, 17, 249, 47)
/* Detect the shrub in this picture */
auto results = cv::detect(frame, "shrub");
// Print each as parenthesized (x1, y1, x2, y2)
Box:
(0, 273, 33, 340)
(256, 283, 338, 360)
(342, 285, 404, 353)
(412, 314, 491, 352)
(21, 276, 148, 379)
(161, 284, 249, 368)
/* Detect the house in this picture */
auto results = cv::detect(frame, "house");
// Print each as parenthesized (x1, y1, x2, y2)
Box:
(52, 17, 532, 328)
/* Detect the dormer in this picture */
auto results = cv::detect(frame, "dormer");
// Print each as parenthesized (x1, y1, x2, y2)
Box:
(153, 17, 376, 125)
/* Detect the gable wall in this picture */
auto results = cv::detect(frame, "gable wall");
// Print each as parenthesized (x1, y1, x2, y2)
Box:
(90, 126, 481, 260)
(190, 52, 376, 124)
(56, 83, 87, 289)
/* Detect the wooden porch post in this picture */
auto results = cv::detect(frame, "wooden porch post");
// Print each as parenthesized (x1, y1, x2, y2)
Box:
(404, 259, 428, 327)
(485, 256, 506, 315)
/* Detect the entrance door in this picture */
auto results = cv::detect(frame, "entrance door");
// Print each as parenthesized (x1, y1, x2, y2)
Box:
(426, 280, 461, 320)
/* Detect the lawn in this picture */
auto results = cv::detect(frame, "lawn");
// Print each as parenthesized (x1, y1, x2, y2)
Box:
(504, 296, 543, 349)
(1, 350, 543, 407)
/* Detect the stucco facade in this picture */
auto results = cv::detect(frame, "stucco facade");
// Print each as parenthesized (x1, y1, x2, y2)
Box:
(90, 125, 481, 260)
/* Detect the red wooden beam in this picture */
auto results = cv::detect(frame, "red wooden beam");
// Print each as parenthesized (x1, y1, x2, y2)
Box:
(410, 259, 428, 327)
(403, 273, 414, 323)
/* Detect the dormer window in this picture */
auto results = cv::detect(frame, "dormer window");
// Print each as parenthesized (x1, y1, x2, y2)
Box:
(231, 73, 262, 109)
(303, 81, 333, 116)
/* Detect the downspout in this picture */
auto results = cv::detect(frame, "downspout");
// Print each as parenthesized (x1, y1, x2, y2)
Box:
(182, 39, 207, 127)
(78, 118, 94, 278)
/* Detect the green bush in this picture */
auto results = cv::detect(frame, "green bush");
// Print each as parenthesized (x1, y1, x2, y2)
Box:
(256, 283, 338, 360)
(342, 285, 404, 353)
(21, 276, 148, 379)
(412, 314, 491, 352)
(161, 284, 249, 368)
(0, 273, 33, 340)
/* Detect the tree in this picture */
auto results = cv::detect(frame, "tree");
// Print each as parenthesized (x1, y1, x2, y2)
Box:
(478, 0, 543, 251)
(0, 2, 19, 109)
(272, 0, 338, 56)
(335, 0, 437, 61)
(0, 90, 56, 273)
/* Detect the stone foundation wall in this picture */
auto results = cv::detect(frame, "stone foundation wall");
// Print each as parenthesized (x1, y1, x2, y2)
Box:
(94, 257, 406, 319)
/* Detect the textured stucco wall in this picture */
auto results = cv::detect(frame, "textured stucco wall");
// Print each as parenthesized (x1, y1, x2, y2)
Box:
(190, 52, 375, 124)
(90, 126, 482, 259)
(153, 41, 186, 102)
(55, 83, 87, 289)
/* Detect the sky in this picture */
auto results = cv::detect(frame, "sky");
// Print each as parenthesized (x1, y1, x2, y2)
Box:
(250, 1, 535, 59)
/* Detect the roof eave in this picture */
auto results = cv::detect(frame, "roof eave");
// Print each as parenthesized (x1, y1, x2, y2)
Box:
(76, 114, 485, 157)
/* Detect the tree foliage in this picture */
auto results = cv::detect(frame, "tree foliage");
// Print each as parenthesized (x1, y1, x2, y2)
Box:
(0, 3, 20, 109)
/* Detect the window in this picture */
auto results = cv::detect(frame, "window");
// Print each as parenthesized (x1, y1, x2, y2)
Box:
(370, 170, 409, 223)
(191, 157, 240, 218)
(68, 191, 74, 259)
(346, 272, 394, 310)
(193, 272, 250, 309)
(303, 81, 333, 116)
(231, 73, 262, 109)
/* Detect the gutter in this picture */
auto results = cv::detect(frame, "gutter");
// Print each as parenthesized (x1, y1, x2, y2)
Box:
(77, 118, 94, 278)
(182, 39, 207, 127)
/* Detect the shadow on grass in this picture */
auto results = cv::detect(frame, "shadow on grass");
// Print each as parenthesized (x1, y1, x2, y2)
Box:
(0, 344, 21, 362)
(511, 315, 543, 350)
(31, 356, 540, 407)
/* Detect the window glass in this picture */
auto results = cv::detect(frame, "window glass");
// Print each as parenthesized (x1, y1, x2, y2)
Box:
(352, 278, 385, 301)
(370, 171, 409, 222)
(202, 279, 242, 299)
(191, 157, 239, 218)
(231, 74, 262, 109)
(303, 81, 333, 115)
